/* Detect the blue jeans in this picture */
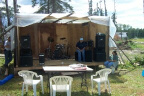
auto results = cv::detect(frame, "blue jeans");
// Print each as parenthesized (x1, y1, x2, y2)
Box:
(4, 50, 12, 67)
(76, 49, 85, 62)
(104, 61, 114, 68)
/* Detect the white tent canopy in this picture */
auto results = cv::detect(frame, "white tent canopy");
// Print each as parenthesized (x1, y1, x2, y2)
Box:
(10, 13, 116, 50)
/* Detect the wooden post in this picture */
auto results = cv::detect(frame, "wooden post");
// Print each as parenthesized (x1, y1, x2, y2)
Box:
(16, 18, 20, 67)
(34, 24, 38, 57)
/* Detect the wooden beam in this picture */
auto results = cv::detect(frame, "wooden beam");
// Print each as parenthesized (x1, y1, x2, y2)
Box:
(65, 19, 78, 24)
(40, 13, 53, 23)
(0, 25, 14, 38)
(52, 19, 62, 23)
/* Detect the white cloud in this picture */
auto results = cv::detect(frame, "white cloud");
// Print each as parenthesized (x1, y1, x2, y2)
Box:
(115, 0, 144, 28)
(19, 5, 39, 13)
(69, 0, 89, 15)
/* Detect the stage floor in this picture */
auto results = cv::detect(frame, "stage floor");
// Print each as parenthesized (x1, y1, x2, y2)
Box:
(14, 59, 104, 72)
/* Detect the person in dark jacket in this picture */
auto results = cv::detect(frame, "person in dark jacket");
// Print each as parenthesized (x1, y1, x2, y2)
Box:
(76, 38, 86, 62)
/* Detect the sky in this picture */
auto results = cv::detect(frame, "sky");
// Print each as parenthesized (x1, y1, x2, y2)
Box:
(0, 0, 144, 29)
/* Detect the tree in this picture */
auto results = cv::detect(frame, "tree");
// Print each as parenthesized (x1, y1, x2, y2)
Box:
(88, 0, 93, 16)
(0, 1, 20, 27)
(31, 0, 73, 13)
(0, 0, 20, 39)
(0, 11, 3, 33)
(111, 12, 117, 26)
(5, 0, 11, 26)
(92, 3, 104, 16)
(13, 0, 19, 13)
(0, 2, 14, 27)
(103, 0, 107, 16)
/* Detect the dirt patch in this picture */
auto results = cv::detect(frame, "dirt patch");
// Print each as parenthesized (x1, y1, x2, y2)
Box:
(137, 93, 144, 96)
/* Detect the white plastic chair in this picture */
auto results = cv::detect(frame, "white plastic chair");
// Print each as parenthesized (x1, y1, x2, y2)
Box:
(50, 76, 73, 96)
(91, 68, 111, 95)
(18, 70, 44, 96)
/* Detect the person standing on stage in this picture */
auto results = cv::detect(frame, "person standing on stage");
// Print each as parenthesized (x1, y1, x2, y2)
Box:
(4, 36, 12, 68)
(76, 37, 86, 62)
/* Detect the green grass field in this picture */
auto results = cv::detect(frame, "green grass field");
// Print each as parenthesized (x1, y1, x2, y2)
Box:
(0, 66, 144, 96)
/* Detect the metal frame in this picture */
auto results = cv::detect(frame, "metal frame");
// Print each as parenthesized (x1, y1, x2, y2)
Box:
(43, 66, 93, 95)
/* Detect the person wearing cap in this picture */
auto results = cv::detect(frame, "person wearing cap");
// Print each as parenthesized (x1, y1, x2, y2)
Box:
(4, 36, 12, 68)
(76, 37, 86, 62)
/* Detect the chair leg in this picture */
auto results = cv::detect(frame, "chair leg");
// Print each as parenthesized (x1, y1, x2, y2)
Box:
(22, 83, 25, 96)
(104, 81, 107, 91)
(50, 87, 52, 96)
(98, 83, 101, 95)
(53, 90, 56, 96)
(107, 80, 111, 94)
(67, 90, 71, 96)
(67, 90, 69, 96)
(41, 81, 44, 94)
(33, 85, 37, 96)
(91, 80, 93, 93)
(26, 85, 28, 92)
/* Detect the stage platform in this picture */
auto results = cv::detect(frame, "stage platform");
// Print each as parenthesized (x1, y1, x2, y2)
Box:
(14, 59, 104, 73)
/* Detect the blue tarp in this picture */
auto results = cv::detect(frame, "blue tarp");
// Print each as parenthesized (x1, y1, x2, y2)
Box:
(142, 70, 144, 76)
(0, 74, 14, 85)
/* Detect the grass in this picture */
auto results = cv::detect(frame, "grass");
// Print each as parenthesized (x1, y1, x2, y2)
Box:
(129, 38, 144, 50)
(131, 38, 144, 42)
(0, 58, 5, 67)
(0, 63, 144, 96)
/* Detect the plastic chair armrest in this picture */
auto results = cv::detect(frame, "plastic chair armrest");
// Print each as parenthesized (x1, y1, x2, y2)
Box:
(39, 75, 43, 81)
(91, 75, 97, 80)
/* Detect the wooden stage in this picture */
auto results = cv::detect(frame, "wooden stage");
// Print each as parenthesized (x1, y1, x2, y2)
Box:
(14, 59, 104, 72)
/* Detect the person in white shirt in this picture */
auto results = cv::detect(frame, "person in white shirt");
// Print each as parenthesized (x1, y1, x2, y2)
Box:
(4, 36, 12, 68)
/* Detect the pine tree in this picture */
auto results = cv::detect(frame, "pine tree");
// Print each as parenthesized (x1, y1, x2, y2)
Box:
(31, 0, 73, 13)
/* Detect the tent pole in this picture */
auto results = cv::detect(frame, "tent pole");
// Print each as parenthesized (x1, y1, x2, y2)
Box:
(116, 46, 125, 64)
(109, 35, 135, 66)
(0, 25, 14, 38)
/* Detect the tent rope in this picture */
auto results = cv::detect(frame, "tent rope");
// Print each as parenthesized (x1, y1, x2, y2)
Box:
(109, 35, 135, 67)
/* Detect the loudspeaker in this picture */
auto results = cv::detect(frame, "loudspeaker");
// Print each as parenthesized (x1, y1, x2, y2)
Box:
(93, 52, 106, 62)
(87, 40, 93, 47)
(75, 52, 78, 61)
(96, 33, 106, 48)
(93, 48, 106, 62)
(19, 56, 33, 67)
(85, 50, 92, 62)
(39, 53, 45, 65)
(20, 49, 32, 56)
(83, 41, 88, 47)
(94, 47, 105, 53)
(20, 36, 31, 49)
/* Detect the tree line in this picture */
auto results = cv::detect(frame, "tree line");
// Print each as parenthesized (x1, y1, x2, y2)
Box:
(116, 24, 144, 39)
